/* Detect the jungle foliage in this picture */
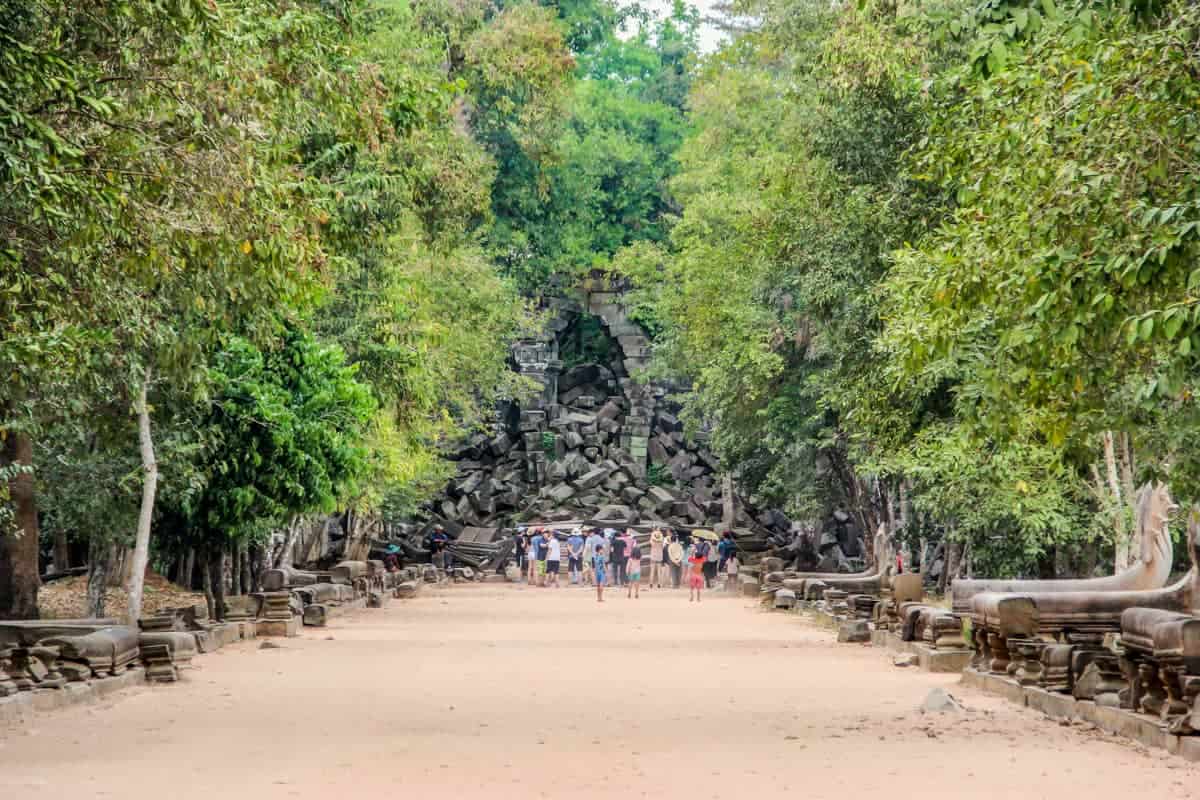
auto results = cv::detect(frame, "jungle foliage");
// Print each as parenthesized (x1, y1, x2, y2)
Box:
(615, 0, 1200, 577)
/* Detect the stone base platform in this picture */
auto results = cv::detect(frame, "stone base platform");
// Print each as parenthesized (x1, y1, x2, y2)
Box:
(0, 666, 146, 726)
(302, 596, 369, 626)
(256, 616, 301, 638)
(871, 629, 971, 673)
(799, 607, 847, 629)
(961, 668, 1200, 763)
(196, 620, 257, 652)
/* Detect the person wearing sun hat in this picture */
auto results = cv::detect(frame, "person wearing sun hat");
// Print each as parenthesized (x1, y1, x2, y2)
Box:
(566, 526, 585, 585)
(648, 527, 665, 588)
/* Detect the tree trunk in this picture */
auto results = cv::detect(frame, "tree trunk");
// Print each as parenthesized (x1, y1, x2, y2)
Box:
(201, 545, 215, 620)
(940, 539, 961, 595)
(1100, 431, 1130, 572)
(1118, 432, 1137, 517)
(86, 537, 111, 618)
(231, 546, 241, 596)
(249, 543, 265, 593)
(240, 543, 251, 596)
(274, 515, 302, 569)
(721, 474, 734, 530)
(105, 545, 125, 587)
(52, 529, 70, 574)
(124, 371, 158, 625)
(180, 548, 195, 590)
(209, 546, 226, 622)
(0, 427, 41, 619)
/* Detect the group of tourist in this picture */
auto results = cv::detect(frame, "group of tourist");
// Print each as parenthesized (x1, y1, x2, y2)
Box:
(513, 526, 739, 603)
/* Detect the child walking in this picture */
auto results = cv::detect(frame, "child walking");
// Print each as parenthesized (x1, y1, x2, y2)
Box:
(725, 552, 740, 593)
(688, 543, 706, 603)
(626, 543, 642, 599)
(592, 543, 607, 603)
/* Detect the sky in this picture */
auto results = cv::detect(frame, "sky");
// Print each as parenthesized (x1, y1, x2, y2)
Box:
(621, 0, 733, 53)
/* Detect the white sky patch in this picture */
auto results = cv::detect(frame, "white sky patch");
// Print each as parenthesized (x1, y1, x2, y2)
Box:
(617, 0, 733, 54)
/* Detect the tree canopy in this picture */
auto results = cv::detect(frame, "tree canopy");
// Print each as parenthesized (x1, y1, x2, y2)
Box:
(7, 0, 1200, 617)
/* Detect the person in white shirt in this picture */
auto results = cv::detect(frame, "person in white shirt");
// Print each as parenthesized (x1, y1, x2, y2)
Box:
(583, 529, 604, 585)
(545, 532, 562, 588)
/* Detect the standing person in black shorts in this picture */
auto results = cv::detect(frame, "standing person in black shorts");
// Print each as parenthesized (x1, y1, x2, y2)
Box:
(609, 527, 627, 587)
(566, 527, 585, 585)
(545, 530, 562, 587)
(514, 528, 527, 574)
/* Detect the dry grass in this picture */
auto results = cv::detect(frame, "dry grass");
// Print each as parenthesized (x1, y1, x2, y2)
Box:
(39, 571, 204, 620)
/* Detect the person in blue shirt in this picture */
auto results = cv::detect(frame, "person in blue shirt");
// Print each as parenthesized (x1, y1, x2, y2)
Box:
(566, 528, 585, 585)
(583, 528, 605, 585)
(717, 532, 730, 564)
(591, 543, 607, 602)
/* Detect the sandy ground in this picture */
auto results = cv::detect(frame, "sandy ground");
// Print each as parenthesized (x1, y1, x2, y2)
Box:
(1, 582, 1197, 799)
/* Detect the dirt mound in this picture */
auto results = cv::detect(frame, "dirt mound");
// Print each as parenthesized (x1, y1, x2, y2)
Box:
(39, 570, 204, 620)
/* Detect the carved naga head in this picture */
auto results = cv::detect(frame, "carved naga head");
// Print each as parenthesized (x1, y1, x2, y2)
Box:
(1137, 482, 1177, 569)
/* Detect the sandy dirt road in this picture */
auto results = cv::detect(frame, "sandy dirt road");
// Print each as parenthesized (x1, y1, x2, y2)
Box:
(1, 582, 1196, 799)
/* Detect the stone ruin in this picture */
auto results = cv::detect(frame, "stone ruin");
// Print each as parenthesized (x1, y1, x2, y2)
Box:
(416, 285, 858, 569)
(0, 559, 425, 706)
(954, 483, 1200, 742)
(426, 289, 732, 531)
(758, 526, 900, 608)
(755, 526, 944, 651)
(962, 483, 1177, 673)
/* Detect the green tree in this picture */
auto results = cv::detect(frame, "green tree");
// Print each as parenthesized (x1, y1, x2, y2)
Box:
(184, 329, 375, 617)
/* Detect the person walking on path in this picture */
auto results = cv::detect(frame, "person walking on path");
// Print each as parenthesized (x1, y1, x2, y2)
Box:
(567, 527, 584, 585)
(583, 528, 602, 585)
(535, 528, 550, 587)
(525, 529, 540, 585)
(583, 527, 604, 585)
(666, 530, 683, 589)
(704, 536, 720, 588)
(626, 542, 642, 599)
(546, 531, 562, 587)
(725, 552, 740, 593)
(717, 531, 735, 573)
(648, 528, 665, 588)
(515, 528, 528, 577)
(592, 543, 607, 602)
(609, 528, 627, 587)
(688, 542, 706, 602)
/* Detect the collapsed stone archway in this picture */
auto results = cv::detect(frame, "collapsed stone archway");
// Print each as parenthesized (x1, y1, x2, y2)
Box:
(427, 284, 727, 531)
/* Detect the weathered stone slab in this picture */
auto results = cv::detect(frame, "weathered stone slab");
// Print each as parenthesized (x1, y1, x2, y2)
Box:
(837, 620, 870, 643)
(573, 467, 610, 491)
(139, 631, 197, 683)
(546, 483, 576, 503)
(394, 581, 421, 599)
(303, 604, 329, 627)
(256, 615, 300, 638)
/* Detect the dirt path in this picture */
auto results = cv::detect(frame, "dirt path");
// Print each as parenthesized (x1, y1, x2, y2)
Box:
(1, 583, 1195, 798)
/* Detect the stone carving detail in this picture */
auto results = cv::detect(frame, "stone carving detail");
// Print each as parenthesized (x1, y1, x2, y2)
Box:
(953, 483, 1176, 614)
(968, 495, 1197, 675)
(784, 525, 897, 599)
(1118, 607, 1200, 733)
(0, 620, 143, 689)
